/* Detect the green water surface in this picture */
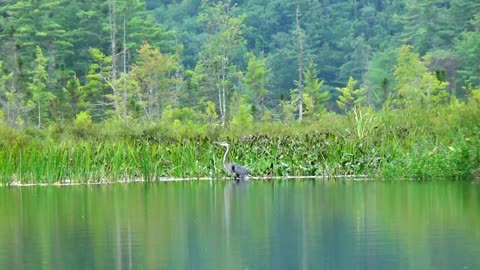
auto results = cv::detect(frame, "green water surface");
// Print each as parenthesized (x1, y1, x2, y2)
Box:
(0, 180, 479, 270)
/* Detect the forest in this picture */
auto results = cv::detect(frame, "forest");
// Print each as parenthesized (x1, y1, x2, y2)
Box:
(1, 0, 480, 182)
(0, 0, 479, 128)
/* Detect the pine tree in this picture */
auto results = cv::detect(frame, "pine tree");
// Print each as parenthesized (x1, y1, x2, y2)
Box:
(28, 46, 56, 128)
(62, 74, 87, 121)
(304, 63, 328, 116)
(244, 52, 270, 121)
(0, 61, 32, 128)
(336, 77, 366, 112)
(454, 15, 480, 88)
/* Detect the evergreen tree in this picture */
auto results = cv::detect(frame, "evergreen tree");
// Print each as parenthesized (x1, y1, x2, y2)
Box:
(454, 14, 480, 88)
(364, 48, 397, 108)
(303, 62, 328, 116)
(244, 52, 270, 121)
(28, 46, 56, 128)
(85, 47, 116, 119)
(336, 77, 366, 112)
(0, 61, 32, 128)
(62, 74, 87, 122)
(399, 0, 454, 54)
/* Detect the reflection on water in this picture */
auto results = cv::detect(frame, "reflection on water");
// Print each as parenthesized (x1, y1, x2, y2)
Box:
(0, 180, 479, 270)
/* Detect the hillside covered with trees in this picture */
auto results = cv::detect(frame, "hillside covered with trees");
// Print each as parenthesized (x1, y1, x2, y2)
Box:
(1, 0, 480, 130)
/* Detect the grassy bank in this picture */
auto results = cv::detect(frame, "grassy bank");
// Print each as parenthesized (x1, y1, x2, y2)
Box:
(1, 103, 479, 184)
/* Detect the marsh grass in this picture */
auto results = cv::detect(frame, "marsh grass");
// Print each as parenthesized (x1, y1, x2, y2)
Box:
(1, 103, 480, 184)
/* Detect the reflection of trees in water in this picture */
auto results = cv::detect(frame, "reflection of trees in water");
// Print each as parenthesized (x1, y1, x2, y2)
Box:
(223, 181, 251, 236)
(223, 180, 251, 268)
(1, 181, 480, 269)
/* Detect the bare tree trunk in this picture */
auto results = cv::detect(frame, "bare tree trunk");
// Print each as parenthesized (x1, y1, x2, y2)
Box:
(296, 0, 304, 121)
(218, 88, 223, 126)
(37, 101, 41, 128)
(109, 0, 120, 117)
(122, 12, 128, 124)
(219, 58, 227, 127)
(221, 70, 227, 127)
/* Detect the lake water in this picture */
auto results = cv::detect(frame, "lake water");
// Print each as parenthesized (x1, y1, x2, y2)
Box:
(0, 180, 479, 270)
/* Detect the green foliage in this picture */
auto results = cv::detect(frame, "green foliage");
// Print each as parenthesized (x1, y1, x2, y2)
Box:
(398, 0, 455, 54)
(1, 0, 480, 129)
(133, 42, 179, 122)
(288, 63, 328, 120)
(393, 45, 428, 101)
(454, 17, 480, 88)
(84, 47, 112, 119)
(1, 0, 480, 183)
(205, 101, 219, 126)
(336, 77, 366, 112)
(230, 97, 254, 131)
(303, 63, 328, 117)
(159, 105, 208, 137)
(110, 72, 141, 123)
(62, 74, 87, 121)
(28, 46, 56, 128)
(0, 62, 32, 128)
(393, 45, 449, 108)
(279, 98, 296, 123)
(465, 84, 480, 103)
(0, 101, 479, 183)
(244, 52, 270, 121)
(365, 49, 397, 108)
(196, 0, 247, 126)
(72, 111, 94, 138)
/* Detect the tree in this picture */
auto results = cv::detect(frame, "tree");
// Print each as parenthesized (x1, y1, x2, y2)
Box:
(28, 46, 56, 128)
(85, 48, 117, 119)
(62, 74, 87, 122)
(393, 45, 449, 108)
(295, 0, 305, 121)
(0, 0, 73, 88)
(290, 62, 328, 119)
(205, 100, 219, 126)
(110, 72, 141, 123)
(196, 1, 246, 127)
(303, 62, 328, 116)
(0, 61, 32, 128)
(398, 0, 454, 54)
(230, 97, 254, 130)
(86, 46, 141, 123)
(108, 0, 119, 89)
(454, 14, 480, 89)
(338, 34, 372, 96)
(364, 48, 397, 108)
(336, 77, 366, 112)
(132, 42, 178, 122)
(244, 52, 270, 121)
(465, 84, 480, 104)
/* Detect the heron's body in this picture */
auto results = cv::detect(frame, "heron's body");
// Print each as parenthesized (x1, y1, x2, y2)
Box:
(215, 142, 251, 180)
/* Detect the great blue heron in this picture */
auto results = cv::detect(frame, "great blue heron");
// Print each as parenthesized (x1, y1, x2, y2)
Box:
(214, 141, 251, 180)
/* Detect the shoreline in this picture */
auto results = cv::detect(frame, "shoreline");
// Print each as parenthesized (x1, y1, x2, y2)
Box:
(1, 174, 371, 187)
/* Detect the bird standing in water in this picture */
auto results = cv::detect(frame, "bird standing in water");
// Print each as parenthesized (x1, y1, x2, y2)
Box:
(214, 141, 251, 181)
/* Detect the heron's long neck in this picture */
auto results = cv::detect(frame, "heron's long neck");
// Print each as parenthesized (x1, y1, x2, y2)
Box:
(223, 145, 230, 166)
